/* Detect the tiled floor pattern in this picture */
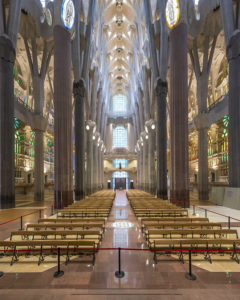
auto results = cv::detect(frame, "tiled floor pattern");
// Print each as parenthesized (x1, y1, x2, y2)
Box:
(0, 191, 240, 299)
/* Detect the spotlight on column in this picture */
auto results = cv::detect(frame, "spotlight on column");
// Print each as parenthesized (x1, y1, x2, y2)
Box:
(86, 124, 90, 131)
(141, 142, 144, 146)
(145, 135, 149, 140)
(92, 135, 96, 140)
(151, 123, 155, 130)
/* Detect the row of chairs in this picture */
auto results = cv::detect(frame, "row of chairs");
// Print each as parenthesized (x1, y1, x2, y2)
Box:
(57, 192, 115, 218)
(0, 190, 115, 266)
(126, 190, 240, 264)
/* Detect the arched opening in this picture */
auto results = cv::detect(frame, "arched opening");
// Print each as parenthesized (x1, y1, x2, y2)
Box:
(112, 171, 129, 190)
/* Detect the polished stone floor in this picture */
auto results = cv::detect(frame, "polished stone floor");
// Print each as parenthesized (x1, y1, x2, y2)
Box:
(0, 191, 240, 299)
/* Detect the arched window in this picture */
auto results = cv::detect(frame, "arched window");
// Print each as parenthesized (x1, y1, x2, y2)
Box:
(29, 131, 35, 158)
(113, 126, 128, 148)
(15, 131, 21, 154)
(112, 171, 129, 190)
(112, 94, 127, 114)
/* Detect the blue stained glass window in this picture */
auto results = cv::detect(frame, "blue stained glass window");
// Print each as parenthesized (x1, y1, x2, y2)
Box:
(113, 159, 128, 168)
(113, 126, 128, 148)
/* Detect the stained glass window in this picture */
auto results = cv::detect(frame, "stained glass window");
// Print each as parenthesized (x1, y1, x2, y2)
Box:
(113, 126, 128, 148)
(223, 115, 229, 127)
(15, 131, 21, 154)
(14, 117, 19, 130)
(113, 159, 128, 168)
(29, 132, 35, 157)
(112, 94, 127, 114)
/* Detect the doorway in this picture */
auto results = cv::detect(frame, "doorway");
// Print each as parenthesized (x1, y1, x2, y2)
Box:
(115, 178, 126, 189)
(112, 171, 129, 190)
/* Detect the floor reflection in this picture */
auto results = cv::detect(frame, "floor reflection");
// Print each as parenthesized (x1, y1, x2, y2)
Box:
(112, 221, 134, 229)
(115, 196, 127, 207)
(114, 208, 128, 219)
(113, 229, 128, 248)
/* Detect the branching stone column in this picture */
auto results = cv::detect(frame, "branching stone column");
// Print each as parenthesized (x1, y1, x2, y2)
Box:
(54, 25, 73, 208)
(73, 79, 85, 200)
(169, 23, 189, 208)
(0, 36, 15, 209)
(155, 78, 168, 199)
(227, 31, 240, 186)
(0, 1, 21, 209)
(189, 34, 217, 201)
(220, 0, 240, 186)
(24, 39, 53, 202)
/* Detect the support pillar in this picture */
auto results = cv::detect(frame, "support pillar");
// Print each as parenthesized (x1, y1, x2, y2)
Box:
(34, 130, 44, 201)
(227, 30, 240, 186)
(86, 130, 93, 195)
(98, 147, 102, 190)
(144, 141, 149, 192)
(140, 147, 144, 190)
(32, 77, 45, 202)
(198, 125, 209, 200)
(92, 142, 98, 192)
(148, 129, 156, 195)
(155, 79, 168, 199)
(169, 23, 189, 208)
(0, 36, 15, 208)
(142, 142, 146, 191)
(137, 151, 140, 189)
(54, 26, 73, 208)
(73, 79, 85, 200)
(101, 151, 104, 189)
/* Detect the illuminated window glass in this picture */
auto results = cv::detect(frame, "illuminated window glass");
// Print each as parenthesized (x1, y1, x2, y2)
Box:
(112, 171, 128, 178)
(112, 94, 127, 113)
(113, 126, 127, 148)
(112, 171, 129, 190)
(113, 159, 128, 168)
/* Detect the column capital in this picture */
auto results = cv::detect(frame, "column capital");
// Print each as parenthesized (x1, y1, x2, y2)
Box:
(227, 30, 240, 62)
(155, 77, 168, 97)
(73, 78, 85, 98)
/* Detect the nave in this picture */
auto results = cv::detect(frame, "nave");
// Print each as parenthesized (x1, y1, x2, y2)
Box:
(0, 190, 240, 299)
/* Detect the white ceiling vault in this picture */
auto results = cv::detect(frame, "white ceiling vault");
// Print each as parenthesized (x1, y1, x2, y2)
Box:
(13, 0, 230, 148)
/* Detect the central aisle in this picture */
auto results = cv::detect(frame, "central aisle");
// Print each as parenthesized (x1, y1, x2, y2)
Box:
(88, 190, 153, 288)
(87, 190, 196, 289)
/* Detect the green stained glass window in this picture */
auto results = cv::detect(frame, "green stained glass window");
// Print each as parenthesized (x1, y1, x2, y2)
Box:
(14, 117, 19, 130)
(223, 115, 229, 127)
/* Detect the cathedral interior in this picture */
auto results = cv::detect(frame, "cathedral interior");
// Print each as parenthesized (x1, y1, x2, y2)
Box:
(1, 0, 240, 299)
